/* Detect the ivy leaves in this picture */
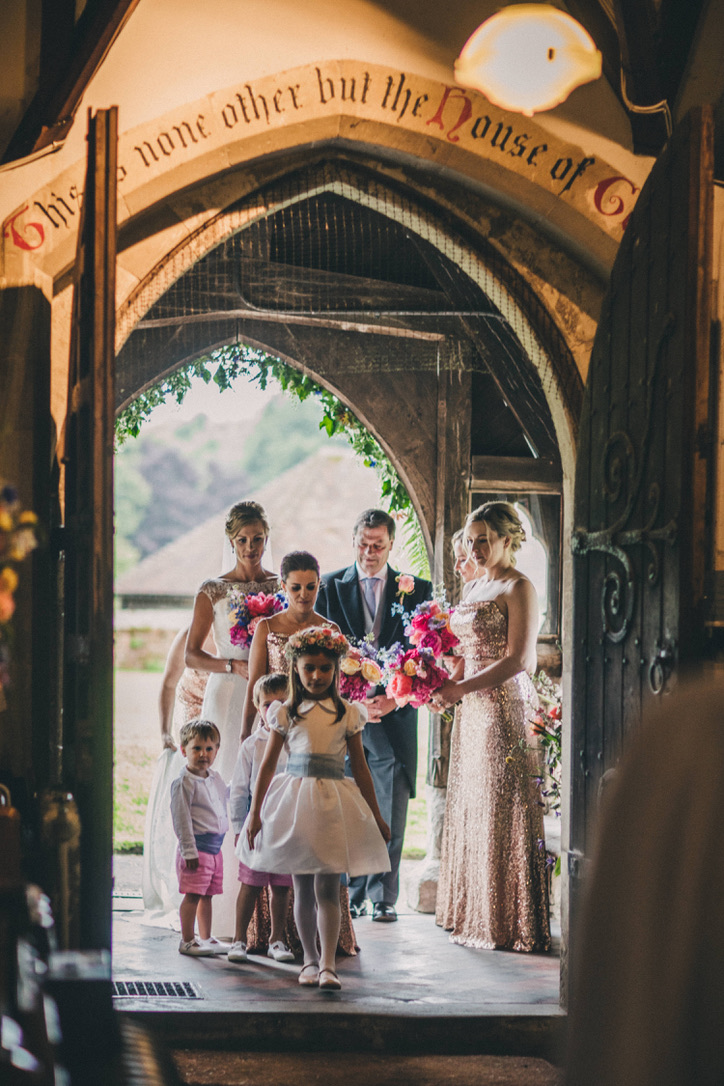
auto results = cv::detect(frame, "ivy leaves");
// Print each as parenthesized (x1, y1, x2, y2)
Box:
(115, 344, 430, 577)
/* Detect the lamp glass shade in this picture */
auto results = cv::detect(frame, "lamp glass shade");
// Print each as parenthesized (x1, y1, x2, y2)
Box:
(455, 4, 602, 116)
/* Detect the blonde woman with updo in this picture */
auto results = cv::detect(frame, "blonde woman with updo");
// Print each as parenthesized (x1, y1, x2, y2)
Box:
(433, 502, 550, 953)
(451, 527, 478, 598)
(183, 500, 279, 938)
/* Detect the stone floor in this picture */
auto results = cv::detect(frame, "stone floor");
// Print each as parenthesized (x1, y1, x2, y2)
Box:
(112, 856, 563, 1067)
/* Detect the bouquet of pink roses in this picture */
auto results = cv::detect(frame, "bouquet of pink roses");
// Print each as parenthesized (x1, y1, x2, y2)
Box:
(383, 645, 449, 709)
(339, 641, 384, 702)
(227, 588, 286, 648)
(404, 599, 459, 656)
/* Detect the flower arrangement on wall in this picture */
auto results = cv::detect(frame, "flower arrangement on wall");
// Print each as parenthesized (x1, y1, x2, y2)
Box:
(0, 483, 39, 711)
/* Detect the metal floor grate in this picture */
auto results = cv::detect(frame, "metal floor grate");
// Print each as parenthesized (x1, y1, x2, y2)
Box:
(112, 980, 203, 999)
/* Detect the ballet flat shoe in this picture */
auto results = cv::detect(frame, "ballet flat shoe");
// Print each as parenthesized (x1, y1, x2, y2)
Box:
(298, 963, 319, 986)
(318, 968, 342, 990)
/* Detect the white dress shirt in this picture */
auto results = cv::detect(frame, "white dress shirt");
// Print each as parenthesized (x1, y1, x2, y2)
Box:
(170, 765, 229, 860)
(229, 721, 288, 833)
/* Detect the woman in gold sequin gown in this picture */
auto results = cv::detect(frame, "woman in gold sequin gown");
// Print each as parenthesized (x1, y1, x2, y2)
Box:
(434, 503, 550, 953)
(241, 549, 358, 956)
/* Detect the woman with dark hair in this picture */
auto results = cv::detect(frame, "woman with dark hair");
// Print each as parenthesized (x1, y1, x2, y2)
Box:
(240, 550, 359, 958)
(433, 502, 550, 953)
(241, 551, 333, 741)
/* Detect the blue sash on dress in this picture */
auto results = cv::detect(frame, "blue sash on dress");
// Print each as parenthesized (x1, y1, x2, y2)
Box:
(286, 753, 344, 780)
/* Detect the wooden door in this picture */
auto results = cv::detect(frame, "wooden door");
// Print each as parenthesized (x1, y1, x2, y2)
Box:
(63, 108, 117, 950)
(569, 106, 714, 933)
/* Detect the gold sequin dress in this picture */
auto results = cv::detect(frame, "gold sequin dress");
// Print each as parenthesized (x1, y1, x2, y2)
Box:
(436, 593, 550, 952)
(244, 627, 359, 957)
(266, 630, 289, 674)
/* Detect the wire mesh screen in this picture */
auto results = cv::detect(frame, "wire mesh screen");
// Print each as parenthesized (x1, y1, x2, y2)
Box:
(116, 163, 575, 464)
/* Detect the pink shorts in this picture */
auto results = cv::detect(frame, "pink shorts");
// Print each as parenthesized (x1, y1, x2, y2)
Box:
(176, 849, 224, 895)
(238, 860, 292, 888)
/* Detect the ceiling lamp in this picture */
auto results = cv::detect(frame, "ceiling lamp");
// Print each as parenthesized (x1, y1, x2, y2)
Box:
(455, 4, 602, 117)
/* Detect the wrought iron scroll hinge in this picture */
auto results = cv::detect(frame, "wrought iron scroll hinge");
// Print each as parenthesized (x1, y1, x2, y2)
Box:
(572, 314, 678, 643)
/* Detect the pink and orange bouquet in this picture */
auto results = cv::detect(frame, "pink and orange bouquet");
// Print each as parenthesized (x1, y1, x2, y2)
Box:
(404, 599, 459, 657)
(228, 588, 287, 647)
(340, 641, 384, 702)
(383, 645, 449, 709)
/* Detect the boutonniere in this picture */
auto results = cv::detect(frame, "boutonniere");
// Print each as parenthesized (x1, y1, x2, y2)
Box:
(396, 573, 415, 601)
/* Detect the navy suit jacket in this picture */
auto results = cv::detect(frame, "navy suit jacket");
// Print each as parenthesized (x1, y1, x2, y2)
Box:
(317, 564, 432, 797)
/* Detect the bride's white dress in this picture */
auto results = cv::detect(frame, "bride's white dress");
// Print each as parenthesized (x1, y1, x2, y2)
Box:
(142, 576, 280, 937)
(142, 666, 206, 928)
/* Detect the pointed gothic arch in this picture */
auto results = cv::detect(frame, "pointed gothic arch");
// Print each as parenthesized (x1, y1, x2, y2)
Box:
(115, 159, 580, 580)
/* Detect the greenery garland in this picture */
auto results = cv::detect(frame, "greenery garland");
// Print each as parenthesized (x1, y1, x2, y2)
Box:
(115, 344, 430, 576)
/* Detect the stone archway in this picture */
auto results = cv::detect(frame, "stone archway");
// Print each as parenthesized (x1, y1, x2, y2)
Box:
(115, 157, 580, 586)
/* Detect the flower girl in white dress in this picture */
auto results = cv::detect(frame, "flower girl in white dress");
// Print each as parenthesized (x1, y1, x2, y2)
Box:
(240, 627, 391, 990)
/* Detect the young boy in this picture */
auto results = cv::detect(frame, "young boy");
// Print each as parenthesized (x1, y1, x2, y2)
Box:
(170, 719, 229, 956)
(229, 672, 293, 963)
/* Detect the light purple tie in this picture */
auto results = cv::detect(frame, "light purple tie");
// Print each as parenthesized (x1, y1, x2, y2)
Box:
(362, 577, 378, 623)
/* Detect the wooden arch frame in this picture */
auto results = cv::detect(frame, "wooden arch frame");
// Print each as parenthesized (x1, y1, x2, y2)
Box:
(115, 157, 581, 578)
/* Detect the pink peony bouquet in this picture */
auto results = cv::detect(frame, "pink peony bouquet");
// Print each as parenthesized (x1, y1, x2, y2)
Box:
(404, 599, 459, 657)
(227, 589, 287, 647)
(383, 646, 449, 709)
(340, 642, 384, 702)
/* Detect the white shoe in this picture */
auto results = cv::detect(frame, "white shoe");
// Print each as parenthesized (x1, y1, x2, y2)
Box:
(267, 941, 294, 962)
(178, 938, 213, 957)
(227, 941, 248, 963)
(200, 937, 228, 955)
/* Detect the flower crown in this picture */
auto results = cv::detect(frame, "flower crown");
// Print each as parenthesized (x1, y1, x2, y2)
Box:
(285, 626, 349, 658)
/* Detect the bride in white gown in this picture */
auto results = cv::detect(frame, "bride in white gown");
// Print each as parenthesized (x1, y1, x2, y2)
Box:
(143, 500, 279, 938)
(141, 625, 211, 926)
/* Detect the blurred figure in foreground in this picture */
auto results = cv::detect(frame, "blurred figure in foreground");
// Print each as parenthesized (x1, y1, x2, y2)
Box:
(566, 675, 724, 1086)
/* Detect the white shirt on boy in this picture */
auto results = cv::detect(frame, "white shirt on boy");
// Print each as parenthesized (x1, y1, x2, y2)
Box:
(170, 766, 229, 860)
(229, 720, 288, 834)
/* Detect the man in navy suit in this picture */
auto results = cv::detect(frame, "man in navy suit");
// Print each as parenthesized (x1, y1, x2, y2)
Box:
(316, 509, 432, 921)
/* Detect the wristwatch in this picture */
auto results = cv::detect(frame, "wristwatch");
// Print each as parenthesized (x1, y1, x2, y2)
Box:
(225, 659, 233, 673)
